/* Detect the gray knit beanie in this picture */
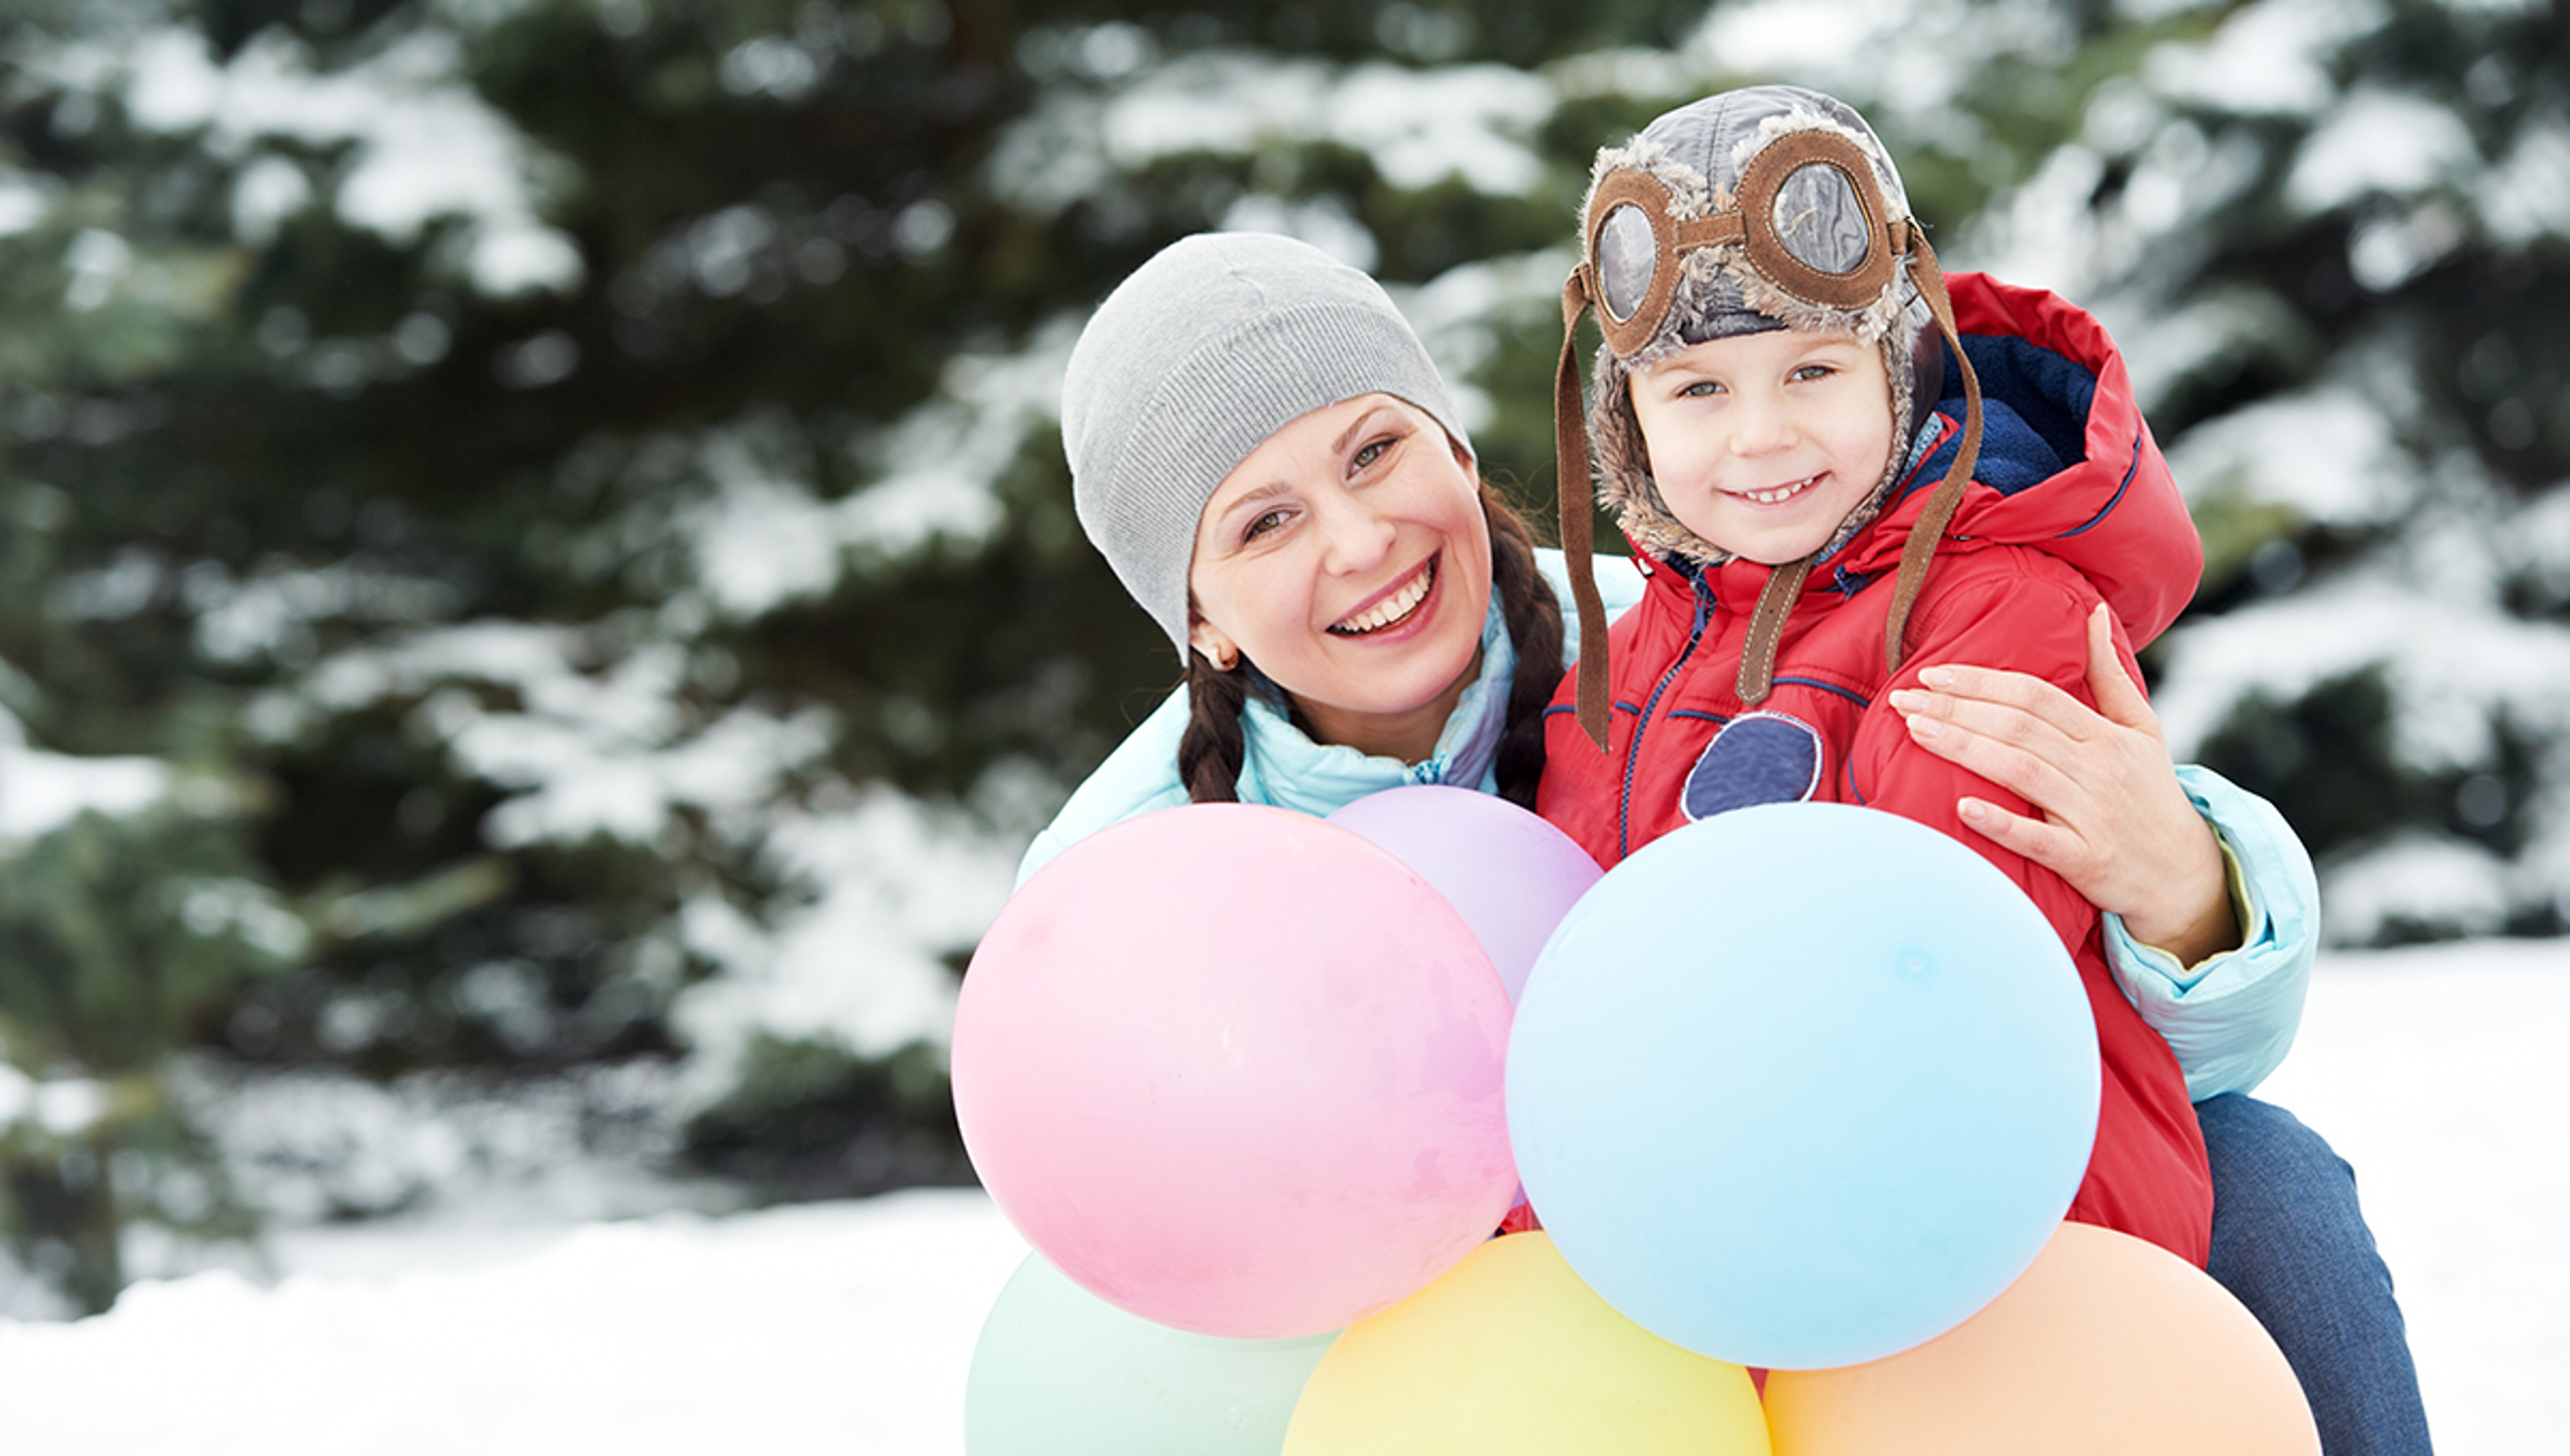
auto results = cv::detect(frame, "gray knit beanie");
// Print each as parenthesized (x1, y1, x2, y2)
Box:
(1060, 232, 1471, 658)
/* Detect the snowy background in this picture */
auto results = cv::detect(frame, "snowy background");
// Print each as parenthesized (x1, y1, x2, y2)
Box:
(2, 0, 2565, 1446)
(1, 937, 2563, 1454)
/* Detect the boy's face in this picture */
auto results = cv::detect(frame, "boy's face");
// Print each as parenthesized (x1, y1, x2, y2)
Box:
(1626, 329, 1897, 566)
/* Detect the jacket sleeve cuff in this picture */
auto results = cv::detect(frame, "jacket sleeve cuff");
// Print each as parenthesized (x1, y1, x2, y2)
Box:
(2102, 765, 2320, 1101)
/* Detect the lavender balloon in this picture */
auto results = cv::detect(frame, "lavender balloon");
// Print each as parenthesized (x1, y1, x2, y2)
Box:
(1327, 786, 1604, 1005)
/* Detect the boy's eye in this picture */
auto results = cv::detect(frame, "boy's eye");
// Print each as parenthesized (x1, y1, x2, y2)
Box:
(1790, 362, 1838, 383)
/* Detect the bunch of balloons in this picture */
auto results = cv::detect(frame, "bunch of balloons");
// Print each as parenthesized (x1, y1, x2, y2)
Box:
(954, 790, 2318, 1453)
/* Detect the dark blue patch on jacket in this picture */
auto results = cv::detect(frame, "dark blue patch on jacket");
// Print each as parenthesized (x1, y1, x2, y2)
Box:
(1903, 335, 2095, 499)
(1683, 712, 1824, 820)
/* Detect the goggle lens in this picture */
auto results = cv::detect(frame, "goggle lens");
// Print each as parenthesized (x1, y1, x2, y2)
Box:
(1596, 203, 1657, 323)
(1772, 161, 1872, 277)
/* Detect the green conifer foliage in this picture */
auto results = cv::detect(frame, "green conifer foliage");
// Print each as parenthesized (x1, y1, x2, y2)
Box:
(1, 0, 2561, 1311)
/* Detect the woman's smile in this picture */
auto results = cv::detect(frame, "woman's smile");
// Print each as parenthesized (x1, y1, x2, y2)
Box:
(1330, 555, 1438, 637)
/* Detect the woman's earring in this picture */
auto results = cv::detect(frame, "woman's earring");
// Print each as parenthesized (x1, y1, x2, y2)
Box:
(1192, 626, 1239, 672)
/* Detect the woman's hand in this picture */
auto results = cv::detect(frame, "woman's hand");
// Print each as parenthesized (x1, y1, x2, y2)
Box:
(1888, 604, 2240, 966)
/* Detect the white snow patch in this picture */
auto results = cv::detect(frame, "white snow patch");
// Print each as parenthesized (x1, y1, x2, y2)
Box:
(2150, 574, 2570, 772)
(177, 1061, 703, 1229)
(2322, 834, 2515, 943)
(0, 707, 171, 843)
(229, 154, 312, 245)
(687, 450, 847, 616)
(2287, 88, 2480, 214)
(118, 27, 580, 295)
(253, 624, 833, 850)
(671, 786, 1019, 1075)
(2159, 385, 2403, 525)
(687, 328, 1067, 618)
(2253, 940, 2570, 1455)
(0, 1190, 1024, 1456)
(843, 323, 1067, 560)
(1219, 194, 1381, 273)
(0, 169, 52, 236)
(1687, 0, 1919, 88)
(468, 699, 836, 850)
(2480, 113, 2570, 246)
(0, 1069, 111, 1138)
(2141, 0, 2377, 118)
(183, 560, 459, 666)
(992, 54, 1554, 213)
(1391, 247, 1577, 439)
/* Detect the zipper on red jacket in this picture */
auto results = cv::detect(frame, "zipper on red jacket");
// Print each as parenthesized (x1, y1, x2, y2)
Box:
(1618, 571, 1716, 861)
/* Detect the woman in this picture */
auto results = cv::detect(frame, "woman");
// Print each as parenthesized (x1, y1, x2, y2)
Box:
(1027, 232, 2425, 1451)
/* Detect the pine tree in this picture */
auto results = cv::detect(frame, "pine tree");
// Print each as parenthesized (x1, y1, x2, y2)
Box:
(3, 0, 2559, 1313)
(1958, 0, 2570, 943)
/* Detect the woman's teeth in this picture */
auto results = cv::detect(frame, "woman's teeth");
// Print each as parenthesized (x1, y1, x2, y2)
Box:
(1331, 561, 1435, 636)
(1741, 475, 1818, 505)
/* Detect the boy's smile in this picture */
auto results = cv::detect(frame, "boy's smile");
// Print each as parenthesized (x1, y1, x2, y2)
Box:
(1626, 329, 1899, 566)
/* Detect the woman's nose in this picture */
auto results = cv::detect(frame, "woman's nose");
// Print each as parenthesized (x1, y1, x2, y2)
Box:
(1314, 489, 1397, 573)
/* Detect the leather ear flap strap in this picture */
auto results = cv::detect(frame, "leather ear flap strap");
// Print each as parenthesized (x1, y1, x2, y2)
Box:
(1735, 554, 1812, 706)
(1556, 270, 1612, 751)
(1881, 236, 1982, 680)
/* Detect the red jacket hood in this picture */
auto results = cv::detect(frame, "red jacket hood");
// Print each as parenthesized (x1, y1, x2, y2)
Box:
(1648, 272, 2202, 650)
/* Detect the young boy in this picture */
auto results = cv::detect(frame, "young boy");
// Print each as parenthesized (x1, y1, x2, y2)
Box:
(1539, 86, 2213, 1265)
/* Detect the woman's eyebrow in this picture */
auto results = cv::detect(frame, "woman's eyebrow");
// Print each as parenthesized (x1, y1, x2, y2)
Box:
(1332, 404, 1399, 455)
(1211, 479, 1295, 531)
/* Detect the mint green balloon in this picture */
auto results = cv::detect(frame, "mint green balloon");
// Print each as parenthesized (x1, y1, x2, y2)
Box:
(966, 1253, 1337, 1454)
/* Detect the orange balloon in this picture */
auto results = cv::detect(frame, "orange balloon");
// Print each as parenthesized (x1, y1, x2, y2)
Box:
(1764, 1222, 2317, 1456)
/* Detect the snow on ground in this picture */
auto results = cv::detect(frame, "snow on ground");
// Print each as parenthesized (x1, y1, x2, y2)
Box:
(2253, 938, 2570, 1456)
(0, 938, 2563, 1454)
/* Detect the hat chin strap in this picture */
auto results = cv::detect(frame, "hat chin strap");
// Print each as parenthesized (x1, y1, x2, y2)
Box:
(1554, 223, 1984, 746)
(1555, 271, 1614, 751)
(1875, 229, 1981, 683)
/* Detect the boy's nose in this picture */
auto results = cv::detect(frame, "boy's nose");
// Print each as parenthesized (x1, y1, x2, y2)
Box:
(1730, 392, 1797, 455)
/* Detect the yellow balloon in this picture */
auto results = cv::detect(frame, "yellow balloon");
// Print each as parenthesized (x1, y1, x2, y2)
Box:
(1765, 1221, 2319, 1456)
(1282, 1232, 1770, 1455)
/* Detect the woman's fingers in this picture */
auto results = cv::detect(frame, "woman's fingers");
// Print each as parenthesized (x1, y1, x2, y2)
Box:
(1907, 660, 2099, 744)
(1955, 794, 2104, 883)
(2081, 602, 2158, 733)
(1897, 701, 2088, 815)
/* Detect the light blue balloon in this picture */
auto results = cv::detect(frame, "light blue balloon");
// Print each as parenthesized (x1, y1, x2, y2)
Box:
(965, 1252, 1336, 1454)
(1507, 802, 2100, 1370)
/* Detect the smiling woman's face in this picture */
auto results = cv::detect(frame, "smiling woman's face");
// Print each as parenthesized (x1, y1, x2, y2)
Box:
(1187, 393, 1494, 762)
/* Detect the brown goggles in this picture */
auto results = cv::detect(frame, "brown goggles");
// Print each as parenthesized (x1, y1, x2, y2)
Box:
(1581, 126, 1913, 360)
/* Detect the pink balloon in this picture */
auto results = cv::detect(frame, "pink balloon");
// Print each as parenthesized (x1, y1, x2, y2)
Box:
(954, 803, 1519, 1340)
(1326, 786, 1604, 1003)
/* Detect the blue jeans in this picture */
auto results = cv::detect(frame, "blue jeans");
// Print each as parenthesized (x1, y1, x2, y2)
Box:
(2197, 1093, 2433, 1455)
